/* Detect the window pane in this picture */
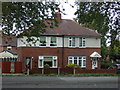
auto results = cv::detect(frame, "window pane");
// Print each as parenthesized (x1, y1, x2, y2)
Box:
(51, 37, 56, 43)
(79, 60, 81, 66)
(40, 60, 42, 67)
(83, 60, 86, 67)
(53, 60, 57, 66)
(69, 57, 72, 60)
(40, 37, 46, 42)
(40, 37, 46, 46)
(44, 57, 52, 61)
(72, 37, 75, 46)
(79, 37, 82, 47)
(74, 57, 77, 60)
(79, 57, 82, 60)
(74, 60, 77, 64)
(26, 57, 31, 65)
(44, 61, 52, 67)
(69, 60, 72, 64)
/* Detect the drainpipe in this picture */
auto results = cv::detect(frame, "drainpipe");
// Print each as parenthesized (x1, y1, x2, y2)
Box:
(62, 35, 64, 67)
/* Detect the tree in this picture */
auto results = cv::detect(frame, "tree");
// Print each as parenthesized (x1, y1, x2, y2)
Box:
(2, 2, 59, 40)
(74, 2, 120, 60)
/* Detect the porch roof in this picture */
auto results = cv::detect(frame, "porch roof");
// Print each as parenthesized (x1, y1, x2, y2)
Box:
(90, 52, 101, 58)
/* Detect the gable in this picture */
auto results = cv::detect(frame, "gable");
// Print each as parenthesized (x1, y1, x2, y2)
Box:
(0, 50, 17, 58)
(90, 52, 101, 58)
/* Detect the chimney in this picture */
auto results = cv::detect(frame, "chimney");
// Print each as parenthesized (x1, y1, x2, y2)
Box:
(55, 8, 61, 23)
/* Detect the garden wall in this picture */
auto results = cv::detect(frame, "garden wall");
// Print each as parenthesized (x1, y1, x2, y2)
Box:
(2, 61, 22, 73)
(30, 67, 116, 74)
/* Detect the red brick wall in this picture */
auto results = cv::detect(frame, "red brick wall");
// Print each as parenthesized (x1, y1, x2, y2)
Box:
(18, 47, 101, 72)
(29, 68, 116, 74)
(2, 61, 11, 73)
(15, 62, 22, 73)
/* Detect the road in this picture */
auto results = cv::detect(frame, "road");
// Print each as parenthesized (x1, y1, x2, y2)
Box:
(2, 76, 119, 88)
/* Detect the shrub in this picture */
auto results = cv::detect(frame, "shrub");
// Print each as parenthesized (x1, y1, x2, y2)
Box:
(101, 61, 115, 69)
(44, 64, 50, 69)
(67, 64, 80, 68)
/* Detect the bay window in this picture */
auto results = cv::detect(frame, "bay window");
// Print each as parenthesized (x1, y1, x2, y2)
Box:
(68, 56, 86, 68)
(38, 56, 57, 68)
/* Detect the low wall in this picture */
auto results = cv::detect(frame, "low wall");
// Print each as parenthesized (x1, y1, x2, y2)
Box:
(30, 67, 116, 74)
(2, 61, 22, 73)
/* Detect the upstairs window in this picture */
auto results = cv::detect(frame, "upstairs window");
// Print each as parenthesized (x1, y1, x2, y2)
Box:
(50, 37, 57, 46)
(40, 37, 46, 46)
(79, 37, 86, 47)
(7, 46, 12, 50)
(69, 37, 75, 47)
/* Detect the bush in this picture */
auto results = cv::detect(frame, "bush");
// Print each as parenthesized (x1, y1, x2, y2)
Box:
(67, 64, 80, 68)
(101, 61, 115, 69)
(44, 64, 50, 69)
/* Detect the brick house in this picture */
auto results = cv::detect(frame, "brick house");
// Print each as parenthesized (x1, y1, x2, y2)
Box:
(0, 31, 22, 73)
(17, 10, 102, 73)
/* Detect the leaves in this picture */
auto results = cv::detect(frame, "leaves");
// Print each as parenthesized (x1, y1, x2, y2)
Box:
(2, 2, 59, 37)
(74, 2, 120, 60)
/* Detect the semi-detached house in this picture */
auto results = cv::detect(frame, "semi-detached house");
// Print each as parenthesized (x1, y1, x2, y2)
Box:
(17, 10, 102, 73)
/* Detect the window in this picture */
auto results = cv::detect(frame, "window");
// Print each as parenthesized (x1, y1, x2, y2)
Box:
(50, 37, 57, 46)
(7, 46, 12, 50)
(79, 37, 86, 47)
(38, 56, 57, 68)
(40, 37, 46, 46)
(26, 57, 31, 65)
(68, 56, 86, 68)
(69, 37, 75, 47)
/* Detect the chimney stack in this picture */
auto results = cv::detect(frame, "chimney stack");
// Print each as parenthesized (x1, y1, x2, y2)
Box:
(55, 8, 61, 23)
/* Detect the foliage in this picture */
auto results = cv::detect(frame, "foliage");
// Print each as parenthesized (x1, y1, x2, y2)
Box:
(2, 2, 59, 39)
(10, 69, 15, 73)
(44, 64, 50, 69)
(74, 2, 120, 60)
(110, 39, 120, 60)
(67, 64, 80, 68)
(101, 60, 115, 69)
(101, 45, 109, 60)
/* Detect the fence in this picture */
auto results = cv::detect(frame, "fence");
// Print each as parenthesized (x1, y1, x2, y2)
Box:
(30, 67, 116, 74)
(2, 61, 22, 73)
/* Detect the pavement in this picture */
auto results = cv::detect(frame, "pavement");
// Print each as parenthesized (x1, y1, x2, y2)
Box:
(1, 76, 120, 88)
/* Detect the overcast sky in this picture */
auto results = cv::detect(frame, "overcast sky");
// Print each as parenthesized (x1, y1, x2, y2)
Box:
(59, 0, 77, 20)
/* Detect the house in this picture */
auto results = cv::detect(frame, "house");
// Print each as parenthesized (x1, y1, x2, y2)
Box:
(0, 30, 22, 73)
(17, 10, 102, 73)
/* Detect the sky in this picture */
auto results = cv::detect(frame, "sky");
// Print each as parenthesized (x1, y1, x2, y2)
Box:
(59, 0, 77, 20)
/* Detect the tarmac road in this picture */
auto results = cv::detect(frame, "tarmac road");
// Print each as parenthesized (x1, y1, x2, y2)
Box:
(2, 76, 120, 88)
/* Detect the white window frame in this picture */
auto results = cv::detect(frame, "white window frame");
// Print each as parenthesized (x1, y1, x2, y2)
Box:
(38, 56, 57, 68)
(68, 56, 86, 68)
(50, 37, 57, 47)
(39, 36, 47, 46)
(68, 37, 76, 47)
(79, 37, 86, 48)
(7, 46, 12, 50)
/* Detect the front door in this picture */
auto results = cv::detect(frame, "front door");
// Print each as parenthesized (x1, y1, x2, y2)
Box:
(92, 58, 97, 69)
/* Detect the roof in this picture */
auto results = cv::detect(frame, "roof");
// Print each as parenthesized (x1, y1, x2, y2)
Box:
(0, 50, 17, 58)
(0, 35, 17, 46)
(44, 19, 101, 37)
